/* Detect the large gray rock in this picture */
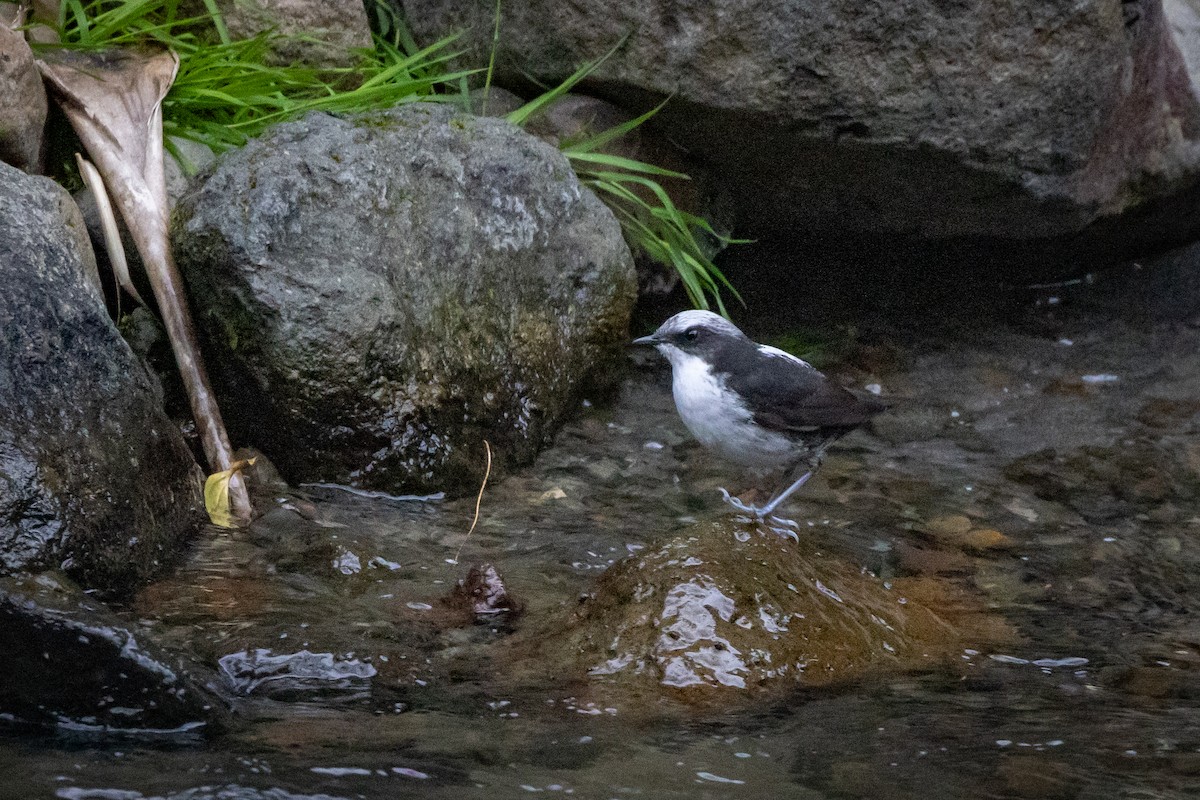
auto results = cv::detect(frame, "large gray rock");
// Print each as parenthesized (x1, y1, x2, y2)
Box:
(0, 22, 46, 172)
(174, 103, 636, 494)
(0, 162, 204, 596)
(398, 0, 1200, 266)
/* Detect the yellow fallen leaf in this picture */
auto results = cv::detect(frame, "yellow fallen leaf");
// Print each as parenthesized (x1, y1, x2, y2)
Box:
(204, 458, 256, 528)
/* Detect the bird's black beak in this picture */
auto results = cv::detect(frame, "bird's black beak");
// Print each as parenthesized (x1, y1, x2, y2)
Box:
(632, 334, 659, 346)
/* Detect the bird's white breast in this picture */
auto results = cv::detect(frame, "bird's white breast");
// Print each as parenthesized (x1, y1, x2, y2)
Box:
(663, 348, 796, 469)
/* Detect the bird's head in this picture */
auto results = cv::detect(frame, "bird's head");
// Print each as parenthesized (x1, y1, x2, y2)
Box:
(632, 310, 747, 366)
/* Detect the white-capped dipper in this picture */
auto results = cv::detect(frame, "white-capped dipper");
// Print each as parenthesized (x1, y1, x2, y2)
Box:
(634, 310, 885, 519)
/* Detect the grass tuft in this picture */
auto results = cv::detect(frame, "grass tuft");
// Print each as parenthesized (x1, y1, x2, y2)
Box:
(564, 139, 744, 316)
(39, 0, 471, 153)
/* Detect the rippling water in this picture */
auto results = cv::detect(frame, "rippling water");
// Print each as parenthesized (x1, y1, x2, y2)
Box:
(4, 308, 1200, 800)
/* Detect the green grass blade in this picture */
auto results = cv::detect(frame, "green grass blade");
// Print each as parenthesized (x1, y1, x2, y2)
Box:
(199, 0, 230, 44)
(505, 33, 628, 127)
(565, 153, 689, 178)
(560, 98, 669, 154)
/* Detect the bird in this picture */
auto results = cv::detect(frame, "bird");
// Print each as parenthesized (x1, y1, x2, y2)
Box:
(633, 310, 885, 519)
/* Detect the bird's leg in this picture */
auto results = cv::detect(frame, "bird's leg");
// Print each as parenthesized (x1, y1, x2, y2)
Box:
(753, 445, 831, 519)
(720, 443, 833, 519)
(755, 469, 813, 518)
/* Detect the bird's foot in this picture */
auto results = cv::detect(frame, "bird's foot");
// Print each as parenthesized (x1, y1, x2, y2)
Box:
(766, 523, 800, 543)
(719, 487, 765, 516)
(718, 489, 802, 540)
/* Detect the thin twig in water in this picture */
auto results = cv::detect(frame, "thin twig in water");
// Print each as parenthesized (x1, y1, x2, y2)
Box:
(451, 440, 492, 564)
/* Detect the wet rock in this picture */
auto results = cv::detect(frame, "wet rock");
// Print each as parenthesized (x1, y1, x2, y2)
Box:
(996, 756, 1083, 800)
(973, 563, 1054, 608)
(1104, 664, 1187, 698)
(0, 574, 228, 734)
(1106, 235, 1200, 322)
(870, 404, 953, 445)
(175, 104, 635, 495)
(1170, 752, 1200, 775)
(923, 515, 973, 538)
(0, 21, 46, 172)
(244, 506, 360, 577)
(206, 0, 372, 67)
(921, 516, 1017, 555)
(537, 521, 1012, 702)
(136, 572, 278, 623)
(0, 162, 204, 596)
(1005, 443, 1200, 521)
(961, 528, 1017, 554)
(1041, 376, 1107, 397)
(235, 447, 290, 497)
(118, 306, 174, 394)
(55, 787, 370, 800)
(894, 541, 974, 576)
(1136, 397, 1200, 429)
(217, 648, 376, 701)
(402, 0, 1200, 268)
(441, 563, 522, 620)
(828, 760, 889, 798)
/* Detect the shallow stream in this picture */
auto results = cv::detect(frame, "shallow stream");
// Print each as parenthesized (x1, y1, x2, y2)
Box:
(3, 300, 1200, 800)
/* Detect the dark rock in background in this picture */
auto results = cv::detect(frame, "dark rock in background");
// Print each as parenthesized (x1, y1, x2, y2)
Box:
(466, 85, 526, 117)
(396, 0, 1200, 278)
(175, 103, 636, 495)
(0, 162, 204, 597)
(0, 573, 229, 734)
(1005, 440, 1200, 522)
(202, 0, 372, 67)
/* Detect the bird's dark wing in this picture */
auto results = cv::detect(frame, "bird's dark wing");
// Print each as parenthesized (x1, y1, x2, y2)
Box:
(715, 342, 885, 434)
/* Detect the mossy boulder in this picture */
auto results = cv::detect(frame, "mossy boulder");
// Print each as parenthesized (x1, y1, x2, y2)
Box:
(174, 103, 636, 494)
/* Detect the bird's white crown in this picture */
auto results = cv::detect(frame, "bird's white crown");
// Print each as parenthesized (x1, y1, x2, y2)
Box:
(654, 310, 746, 339)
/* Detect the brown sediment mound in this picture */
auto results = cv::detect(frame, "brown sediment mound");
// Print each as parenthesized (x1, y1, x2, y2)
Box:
(534, 519, 1014, 705)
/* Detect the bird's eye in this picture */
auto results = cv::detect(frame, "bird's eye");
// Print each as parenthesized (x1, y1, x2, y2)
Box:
(684, 328, 700, 341)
